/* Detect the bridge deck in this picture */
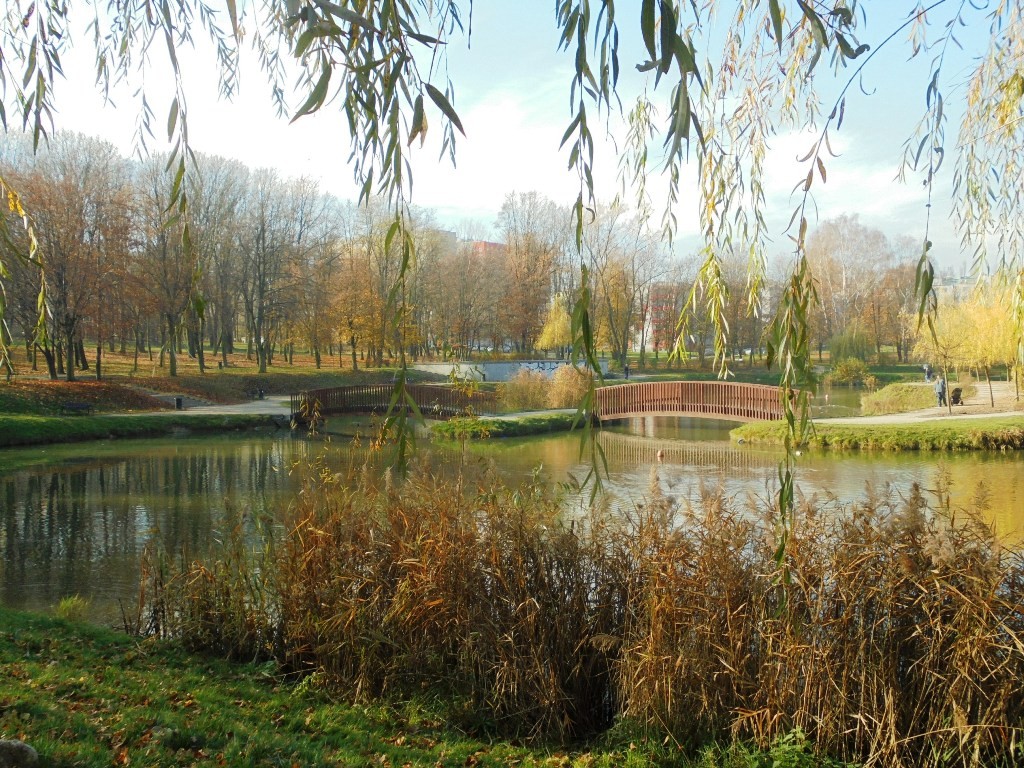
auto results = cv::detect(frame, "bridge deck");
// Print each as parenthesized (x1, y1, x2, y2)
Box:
(594, 381, 788, 422)
(290, 384, 498, 421)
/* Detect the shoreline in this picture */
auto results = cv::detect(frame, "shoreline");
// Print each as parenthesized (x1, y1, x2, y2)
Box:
(0, 412, 287, 449)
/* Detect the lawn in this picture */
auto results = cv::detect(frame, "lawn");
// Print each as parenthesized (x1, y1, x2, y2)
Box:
(0, 607, 824, 767)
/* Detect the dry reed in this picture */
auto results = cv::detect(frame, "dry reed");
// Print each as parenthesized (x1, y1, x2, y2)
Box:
(134, 463, 1024, 764)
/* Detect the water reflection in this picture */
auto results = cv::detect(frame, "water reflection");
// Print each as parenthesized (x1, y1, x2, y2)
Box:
(1, 438, 310, 622)
(2, 420, 1022, 623)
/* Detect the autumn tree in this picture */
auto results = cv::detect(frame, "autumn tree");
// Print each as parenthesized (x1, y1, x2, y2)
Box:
(498, 192, 563, 353)
(191, 154, 249, 369)
(961, 286, 1019, 406)
(134, 156, 199, 377)
(11, 133, 130, 380)
(537, 293, 572, 357)
(912, 301, 972, 415)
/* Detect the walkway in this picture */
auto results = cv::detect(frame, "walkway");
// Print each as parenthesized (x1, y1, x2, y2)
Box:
(821, 380, 1022, 425)
(142, 381, 1022, 427)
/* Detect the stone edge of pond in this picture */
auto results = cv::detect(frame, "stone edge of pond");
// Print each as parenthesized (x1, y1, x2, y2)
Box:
(0, 413, 288, 449)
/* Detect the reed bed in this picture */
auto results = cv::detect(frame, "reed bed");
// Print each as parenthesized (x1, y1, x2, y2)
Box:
(135, 463, 1024, 765)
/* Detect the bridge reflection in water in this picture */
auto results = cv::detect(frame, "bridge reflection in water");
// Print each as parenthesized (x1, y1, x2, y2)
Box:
(596, 430, 780, 477)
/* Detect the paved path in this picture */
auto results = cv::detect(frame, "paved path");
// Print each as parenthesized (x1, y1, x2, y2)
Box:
(177, 396, 293, 416)
(157, 382, 1022, 427)
(819, 380, 1023, 425)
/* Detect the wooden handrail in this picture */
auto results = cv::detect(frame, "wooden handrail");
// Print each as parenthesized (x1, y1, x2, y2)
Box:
(290, 384, 498, 420)
(593, 381, 790, 422)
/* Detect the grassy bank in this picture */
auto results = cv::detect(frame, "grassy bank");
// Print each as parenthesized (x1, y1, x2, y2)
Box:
(0, 368, 441, 412)
(859, 382, 937, 415)
(432, 412, 579, 439)
(134, 468, 1023, 766)
(0, 608, 842, 768)
(732, 416, 1024, 450)
(0, 379, 170, 414)
(0, 413, 283, 448)
(0, 608, 598, 767)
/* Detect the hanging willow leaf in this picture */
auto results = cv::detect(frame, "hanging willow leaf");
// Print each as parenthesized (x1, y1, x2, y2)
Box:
(768, 0, 784, 52)
(291, 60, 332, 122)
(424, 84, 465, 136)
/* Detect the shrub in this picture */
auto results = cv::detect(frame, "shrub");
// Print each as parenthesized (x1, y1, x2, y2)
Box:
(499, 369, 549, 411)
(547, 365, 591, 409)
(136, 468, 1024, 764)
(860, 382, 935, 415)
(55, 595, 91, 622)
(830, 357, 870, 386)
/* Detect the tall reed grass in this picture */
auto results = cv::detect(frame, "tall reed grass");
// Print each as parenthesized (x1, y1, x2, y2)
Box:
(134, 462, 1024, 764)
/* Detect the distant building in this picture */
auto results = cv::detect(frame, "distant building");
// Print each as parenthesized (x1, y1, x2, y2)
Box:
(469, 240, 506, 259)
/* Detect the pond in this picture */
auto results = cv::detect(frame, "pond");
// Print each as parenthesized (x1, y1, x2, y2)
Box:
(2, 416, 1022, 624)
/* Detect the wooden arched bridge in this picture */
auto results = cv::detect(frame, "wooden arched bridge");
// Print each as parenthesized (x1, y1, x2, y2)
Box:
(594, 381, 789, 422)
(291, 380, 789, 424)
(290, 384, 498, 422)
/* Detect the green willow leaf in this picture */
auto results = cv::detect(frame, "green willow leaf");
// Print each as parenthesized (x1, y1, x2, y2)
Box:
(424, 84, 465, 136)
(408, 93, 426, 146)
(291, 62, 332, 122)
(769, 0, 784, 53)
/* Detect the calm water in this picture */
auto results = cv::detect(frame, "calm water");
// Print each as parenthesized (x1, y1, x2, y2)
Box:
(2, 415, 1022, 623)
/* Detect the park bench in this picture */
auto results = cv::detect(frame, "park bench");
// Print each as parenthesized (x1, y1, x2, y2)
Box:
(60, 402, 95, 416)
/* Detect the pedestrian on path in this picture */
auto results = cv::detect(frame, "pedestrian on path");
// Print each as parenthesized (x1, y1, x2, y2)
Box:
(934, 376, 946, 407)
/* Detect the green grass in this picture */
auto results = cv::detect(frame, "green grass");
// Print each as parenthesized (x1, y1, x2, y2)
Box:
(859, 382, 938, 415)
(0, 413, 282, 448)
(128, 367, 444, 403)
(431, 412, 580, 439)
(0, 607, 831, 767)
(0, 380, 170, 414)
(732, 416, 1024, 451)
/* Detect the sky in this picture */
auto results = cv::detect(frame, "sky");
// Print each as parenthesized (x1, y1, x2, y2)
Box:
(37, 0, 998, 273)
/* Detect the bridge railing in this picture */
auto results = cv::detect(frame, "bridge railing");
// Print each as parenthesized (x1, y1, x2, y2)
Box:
(594, 381, 789, 422)
(291, 384, 498, 420)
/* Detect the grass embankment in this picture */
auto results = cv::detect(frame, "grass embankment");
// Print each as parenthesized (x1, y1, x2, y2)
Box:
(859, 382, 977, 416)
(129, 367, 443, 404)
(432, 412, 579, 439)
(0, 414, 282, 449)
(732, 416, 1024, 450)
(134, 469, 1024, 766)
(0, 608, 833, 768)
(0, 380, 170, 414)
(0, 608, 596, 767)
(859, 382, 939, 415)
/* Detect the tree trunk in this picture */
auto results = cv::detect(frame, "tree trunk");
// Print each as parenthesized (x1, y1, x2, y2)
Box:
(196, 313, 207, 374)
(166, 314, 178, 377)
(76, 338, 89, 371)
(986, 366, 994, 407)
(64, 331, 76, 381)
(95, 344, 103, 380)
(38, 344, 57, 380)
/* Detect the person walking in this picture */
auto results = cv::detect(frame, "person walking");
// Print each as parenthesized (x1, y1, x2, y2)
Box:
(934, 376, 946, 407)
